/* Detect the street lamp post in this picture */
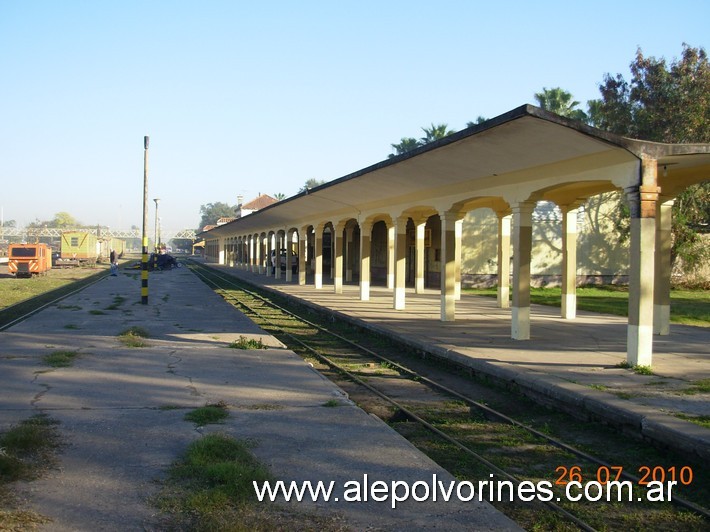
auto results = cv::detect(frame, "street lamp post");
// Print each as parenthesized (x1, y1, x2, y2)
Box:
(153, 198, 160, 251)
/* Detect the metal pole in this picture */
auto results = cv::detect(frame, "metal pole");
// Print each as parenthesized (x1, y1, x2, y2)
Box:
(153, 198, 160, 252)
(141, 136, 149, 304)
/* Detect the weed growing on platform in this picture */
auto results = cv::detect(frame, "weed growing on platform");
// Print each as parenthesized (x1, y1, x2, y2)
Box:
(680, 379, 710, 395)
(633, 365, 654, 375)
(105, 295, 126, 310)
(228, 336, 264, 350)
(42, 350, 80, 367)
(184, 402, 229, 425)
(155, 431, 349, 530)
(322, 399, 339, 407)
(675, 414, 710, 429)
(118, 326, 150, 347)
(0, 415, 60, 527)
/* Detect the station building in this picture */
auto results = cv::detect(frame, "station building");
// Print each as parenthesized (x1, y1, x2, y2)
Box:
(201, 105, 710, 367)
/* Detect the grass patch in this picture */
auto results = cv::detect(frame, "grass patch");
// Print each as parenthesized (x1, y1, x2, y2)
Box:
(228, 336, 265, 350)
(589, 384, 608, 391)
(633, 365, 654, 376)
(322, 399, 340, 407)
(63, 324, 79, 330)
(674, 414, 710, 429)
(0, 415, 60, 528)
(42, 350, 80, 368)
(105, 295, 126, 310)
(0, 414, 60, 482)
(463, 286, 710, 326)
(680, 379, 710, 395)
(615, 360, 632, 369)
(118, 326, 150, 347)
(156, 432, 349, 530)
(88, 309, 106, 315)
(184, 403, 230, 425)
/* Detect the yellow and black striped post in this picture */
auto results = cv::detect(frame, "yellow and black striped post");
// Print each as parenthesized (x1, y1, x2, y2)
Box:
(141, 136, 149, 304)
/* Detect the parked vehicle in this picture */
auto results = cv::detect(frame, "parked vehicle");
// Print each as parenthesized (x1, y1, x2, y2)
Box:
(270, 249, 298, 273)
(8, 243, 52, 277)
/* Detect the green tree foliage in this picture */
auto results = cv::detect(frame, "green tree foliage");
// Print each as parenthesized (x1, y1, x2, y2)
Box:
(389, 123, 455, 158)
(589, 44, 710, 273)
(389, 137, 420, 158)
(299, 178, 327, 193)
(420, 123, 455, 143)
(466, 116, 488, 127)
(28, 212, 82, 228)
(198, 202, 236, 230)
(273, 192, 286, 201)
(534, 87, 588, 122)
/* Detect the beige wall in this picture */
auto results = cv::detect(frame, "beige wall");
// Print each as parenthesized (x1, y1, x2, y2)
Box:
(459, 193, 631, 287)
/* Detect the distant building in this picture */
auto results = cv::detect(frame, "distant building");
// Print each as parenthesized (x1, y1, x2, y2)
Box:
(236, 193, 278, 219)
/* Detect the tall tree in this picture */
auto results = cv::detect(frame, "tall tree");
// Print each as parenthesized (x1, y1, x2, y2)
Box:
(389, 137, 421, 158)
(589, 44, 710, 274)
(420, 123, 455, 143)
(299, 178, 327, 193)
(466, 116, 488, 127)
(534, 87, 588, 122)
(198, 202, 236, 230)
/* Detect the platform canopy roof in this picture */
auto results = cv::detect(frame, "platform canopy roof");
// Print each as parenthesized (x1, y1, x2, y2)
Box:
(204, 104, 710, 237)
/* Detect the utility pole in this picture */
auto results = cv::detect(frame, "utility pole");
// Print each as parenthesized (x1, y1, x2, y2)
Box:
(141, 136, 149, 304)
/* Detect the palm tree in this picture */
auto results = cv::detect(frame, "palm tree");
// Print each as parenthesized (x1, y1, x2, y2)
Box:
(534, 87, 588, 122)
(273, 192, 286, 201)
(389, 137, 421, 158)
(466, 116, 488, 127)
(420, 123, 455, 144)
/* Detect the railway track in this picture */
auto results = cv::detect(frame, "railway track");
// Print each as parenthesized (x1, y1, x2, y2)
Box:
(188, 261, 710, 531)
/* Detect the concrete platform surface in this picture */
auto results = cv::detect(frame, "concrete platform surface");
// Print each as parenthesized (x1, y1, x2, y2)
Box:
(0, 265, 518, 531)
(211, 263, 710, 461)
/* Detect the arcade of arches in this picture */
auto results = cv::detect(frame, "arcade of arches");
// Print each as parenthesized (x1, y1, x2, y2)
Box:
(203, 106, 710, 367)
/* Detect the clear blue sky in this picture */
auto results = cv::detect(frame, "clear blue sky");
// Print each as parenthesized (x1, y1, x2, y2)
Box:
(1, 0, 707, 232)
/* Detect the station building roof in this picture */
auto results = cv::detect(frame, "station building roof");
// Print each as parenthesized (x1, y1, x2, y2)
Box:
(204, 104, 710, 238)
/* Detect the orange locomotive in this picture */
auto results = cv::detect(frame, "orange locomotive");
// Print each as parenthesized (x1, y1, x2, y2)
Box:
(8, 243, 52, 278)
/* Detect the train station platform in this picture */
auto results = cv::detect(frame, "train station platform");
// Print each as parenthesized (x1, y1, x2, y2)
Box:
(209, 262, 710, 462)
(0, 265, 518, 530)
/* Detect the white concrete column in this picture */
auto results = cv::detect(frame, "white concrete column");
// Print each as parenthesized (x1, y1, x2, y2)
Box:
(275, 233, 284, 280)
(249, 236, 256, 272)
(333, 222, 345, 294)
(298, 229, 307, 285)
(414, 218, 426, 293)
(440, 211, 458, 321)
(561, 206, 579, 319)
(455, 218, 463, 300)
(512, 202, 535, 340)
(345, 225, 354, 283)
(315, 224, 324, 289)
(359, 221, 372, 301)
(394, 216, 408, 310)
(387, 222, 395, 290)
(627, 159, 660, 366)
(285, 230, 294, 283)
(256, 235, 264, 274)
(654, 198, 674, 335)
(218, 237, 226, 265)
(497, 213, 511, 309)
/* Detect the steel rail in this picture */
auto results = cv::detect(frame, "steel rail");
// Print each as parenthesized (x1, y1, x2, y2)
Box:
(189, 261, 710, 523)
